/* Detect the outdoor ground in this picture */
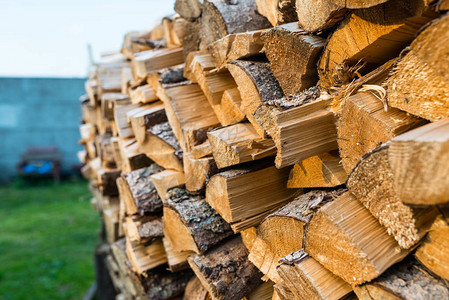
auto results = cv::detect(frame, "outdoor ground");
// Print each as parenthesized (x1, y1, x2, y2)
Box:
(0, 178, 100, 300)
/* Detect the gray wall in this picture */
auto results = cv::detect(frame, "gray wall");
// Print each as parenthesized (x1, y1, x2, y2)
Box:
(0, 77, 85, 182)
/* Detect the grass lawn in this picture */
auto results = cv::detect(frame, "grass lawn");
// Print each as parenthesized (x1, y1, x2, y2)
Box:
(0, 178, 100, 300)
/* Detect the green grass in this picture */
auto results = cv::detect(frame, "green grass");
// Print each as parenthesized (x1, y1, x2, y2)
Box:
(0, 178, 100, 300)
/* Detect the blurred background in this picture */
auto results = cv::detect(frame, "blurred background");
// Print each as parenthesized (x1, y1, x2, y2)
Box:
(0, 1, 174, 299)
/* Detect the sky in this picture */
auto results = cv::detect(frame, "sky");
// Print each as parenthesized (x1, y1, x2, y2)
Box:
(0, 0, 175, 77)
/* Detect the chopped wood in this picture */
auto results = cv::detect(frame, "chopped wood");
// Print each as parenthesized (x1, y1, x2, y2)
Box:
(111, 137, 153, 173)
(184, 51, 216, 83)
(125, 238, 167, 274)
(206, 161, 301, 228)
(163, 237, 191, 272)
(188, 236, 263, 300)
(277, 249, 353, 300)
(123, 216, 163, 243)
(255, 0, 297, 26)
(353, 256, 449, 300)
(295, 0, 346, 33)
(348, 144, 438, 249)
(201, 0, 271, 46)
(386, 14, 449, 121)
(116, 177, 138, 215)
(273, 281, 295, 300)
(415, 216, 449, 281)
(217, 88, 246, 126)
(388, 119, 449, 205)
(163, 187, 233, 254)
(183, 20, 202, 58)
(329, 0, 387, 9)
(113, 100, 138, 139)
(101, 93, 128, 120)
(143, 266, 193, 300)
(247, 233, 282, 283)
(210, 30, 266, 71)
(191, 141, 212, 159)
(150, 170, 186, 201)
(261, 23, 325, 95)
(183, 152, 217, 194)
(287, 151, 346, 188)
(305, 192, 410, 285)
(183, 277, 210, 300)
(128, 84, 158, 104)
(338, 91, 426, 173)
(197, 70, 237, 106)
(254, 90, 338, 168)
(175, 0, 203, 21)
(227, 59, 284, 137)
(131, 48, 185, 82)
(207, 123, 276, 168)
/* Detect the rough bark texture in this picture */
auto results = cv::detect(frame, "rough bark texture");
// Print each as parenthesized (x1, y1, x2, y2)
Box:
(261, 23, 325, 95)
(122, 164, 163, 215)
(184, 20, 203, 59)
(137, 218, 164, 241)
(296, 0, 347, 33)
(148, 121, 183, 160)
(142, 266, 194, 300)
(201, 0, 271, 46)
(188, 236, 263, 300)
(164, 187, 233, 253)
(175, 0, 203, 20)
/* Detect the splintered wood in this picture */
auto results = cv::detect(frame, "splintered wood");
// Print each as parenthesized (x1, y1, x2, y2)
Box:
(78, 1, 449, 299)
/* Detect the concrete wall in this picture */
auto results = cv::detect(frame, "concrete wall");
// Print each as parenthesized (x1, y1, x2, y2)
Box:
(0, 77, 85, 182)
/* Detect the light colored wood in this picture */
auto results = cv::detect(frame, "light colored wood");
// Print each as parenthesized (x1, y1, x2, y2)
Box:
(210, 30, 266, 70)
(247, 281, 275, 300)
(296, 0, 346, 33)
(261, 23, 325, 95)
(128, 84, 158, 104)
(329, 0, 388, 8)
(305, 192, 410, 285)
(125, 238, 167, 274)
(123, 216, 163, 243)
(218, 88, 246, 126)
(247, 232, 282, 283)
(197, 70, 237, 106)
(389, 119, 449, 205)
(207, 123, 276, 168)
(121, 67, 134, 94)
(183, 276, 210, 300)
(277, 250, 353, 300)
(386, 14, 449, 121)
(113, 99, 138, 139)
(255, 0, 297, 26)
(162, 237, 191, 272)
(338, 92, 426, 173)
(150, 170, 185, 201)
(131, 48, 184, 82)
(287, 151, 346, 188)
(184, 51, 215, 83)
(273, 281, 295, 300)
(175, 0, 203, 20)
(116, 177, 138, 215)
(191, 141, 212, 159)
(101, 93, 128, 120)
(183, 152, 217, 194)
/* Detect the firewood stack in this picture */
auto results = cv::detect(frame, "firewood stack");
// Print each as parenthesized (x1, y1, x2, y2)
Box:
(77, 0, 449, 299)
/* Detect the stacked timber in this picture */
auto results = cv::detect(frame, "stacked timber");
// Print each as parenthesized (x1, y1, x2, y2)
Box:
(77, 1, 449, 299)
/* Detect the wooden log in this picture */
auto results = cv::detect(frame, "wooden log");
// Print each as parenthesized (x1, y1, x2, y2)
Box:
(123, 216, 163, 243)
(101, 93, 128, 120)
(125, 238, 167, 274)
(227, 59, 284, 137)
(131, 48, 184, 82)
(210, 30, 265, 71)
(188, 235, 263, 300)
(338, 92, 426, 173)
(163, 187, 233, 254)
(254, 88, 338, 168)
(354, 256, 449, 299)
(183, 277, 210, 300)
(183, 152, 217, 194)
(247, 281, 275, 300)
(218, 88, 246, 126)
(113, 99, 138, 139)
(287, 151, 346, 188)
(386, 14, 449, 121)
(128, 101, 166, 144)
(206, 161, 301, 228)
(162, 15, 182, 48)
(305, 192, 410, 285)
(261, 23, 325, 95)
(121, 67, 133, 94)
(247, 232, 282, 283)
(438, 0, 449, 10)
(196, 70, 237, 106)
(173, 17, 187, 47)
(159, 83, 220, 152)
(150, 170, 185, 201)
(295, 0, 346, 33)
(273, 281, 295, 300)
(415, 216, 449, 281)
(184, 51, 216, 83)
(318, 1, 436, 90)
(128, 84, 158, 104)
(255, 0, 297, 26)
(191, 141, 212, 159)
(116, 177, 138, 215)
(201, 0, 271, 46)
(389, 119, 449, 206)
(163, 237, 191, 272)
(183, 20, 202, 58)
(277, 249, 353, 300)
(143, 266, 193, 300)
(122, 164, 163, 215)
(111, 137, 153, 173)
(175, 0, 203, 21)
(98, 168, 121, 196)
(207, 123, 276, 168)
(329, 0, 387, 9)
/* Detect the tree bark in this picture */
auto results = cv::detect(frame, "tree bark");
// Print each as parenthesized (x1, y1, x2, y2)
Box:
(255, 0, 297, 26)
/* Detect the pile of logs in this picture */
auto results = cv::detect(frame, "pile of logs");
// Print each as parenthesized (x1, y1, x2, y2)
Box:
(78, 0, 449, 299)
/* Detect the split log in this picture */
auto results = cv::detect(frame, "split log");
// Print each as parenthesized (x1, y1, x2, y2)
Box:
(318, 0, 436, 90)
(354, 256, 449, 300)
(438, 0, 449, 10)
(304, 192, 410, 285)
(123, 216, 163, 243)
(386, 14, 449, 121)
(98, 168, 121, 196)
(191, 141, 212, 159)
(163, 237, 191, 272)
(273, 281, 295, 300)
(121, 67, 133, 94)
(227, 60, 284, 137)
(173, 17, 187, 46)
(159, 83, 220, 152)
(128, 101, 166, 144)
(247, 233, 282, 283)
(295, 0, 346, 33)
(183, 152, 217, 194)
(389, 119, 449, 205)
(113, 99, 138, 139)
(207, 123, 276, 168)
(218, 88, 246, 126)
(338, 91, 426, 173)
(111, 137, 153, 173)
(206, 161, 301, 229)
(184, 51, 215, 83)
(183, 20, 202, 58)
(175, 0, 203, 20)
(261, 23, 325, 95)
(162, 16, 182, 48)
(416, 216, 449, 281)
(183, 277, 210, 300)
(143, 266, 193, 300)
(128, 84, 158, 104)
(122, 164, 163, 215)
(255, 0, 297, 26)
(188, 236, 263, 300)
(103, 201, 121, 244)
(121, 30, 153, 60)
(150, 170, 185, 201)
(116, 177, 138, 215)
(287, 151, 346, 188)
(210, 30, 265, 71)
(163, 187, 233, 254)
(132, 48, 184, 82)
(201, 0, 271, 46)
(101, 93, 128, 120)
(254, 88, 338, 168)
(125, 238, 167, 274)
(277, 250, 353, 300)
